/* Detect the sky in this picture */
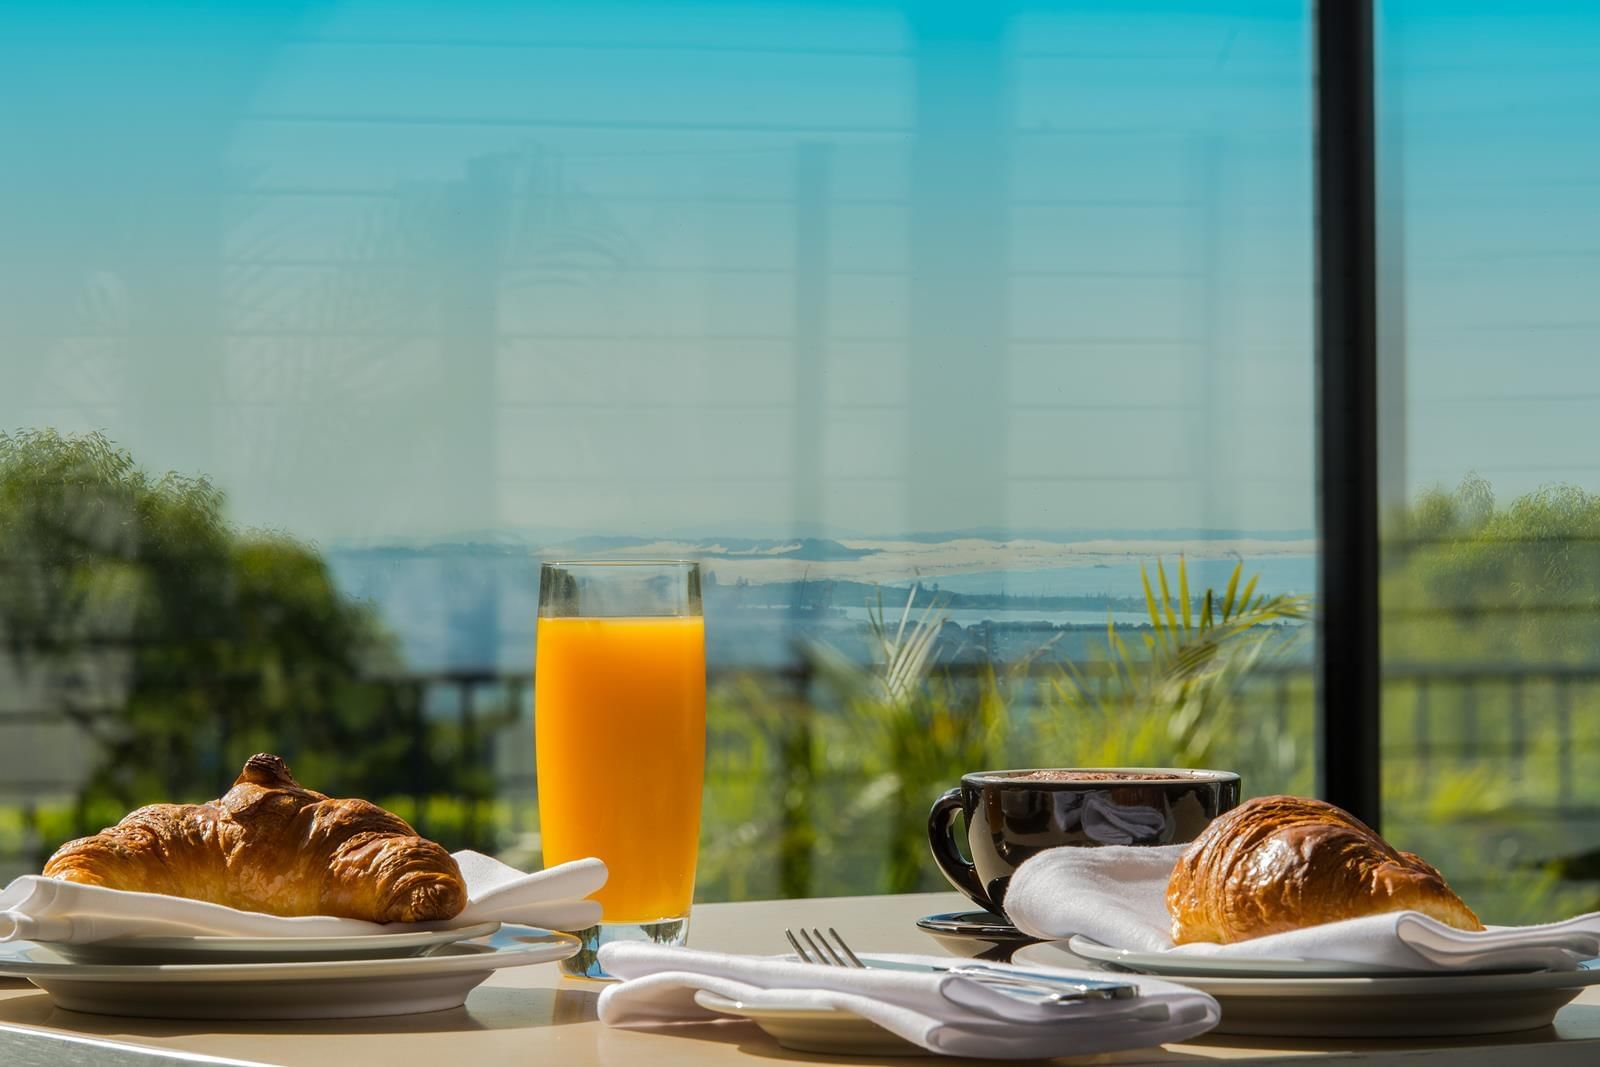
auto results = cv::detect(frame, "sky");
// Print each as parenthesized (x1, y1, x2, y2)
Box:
(1, 2, 1594, 545)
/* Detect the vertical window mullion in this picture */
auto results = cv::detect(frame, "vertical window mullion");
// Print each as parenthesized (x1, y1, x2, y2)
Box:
(1314, 0, 1382, 827)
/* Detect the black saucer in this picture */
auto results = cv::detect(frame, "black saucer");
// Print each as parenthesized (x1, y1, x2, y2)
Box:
(915, 910, 1041, 962)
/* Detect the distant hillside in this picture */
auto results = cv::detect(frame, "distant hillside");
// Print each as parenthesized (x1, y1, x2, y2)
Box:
(879, 527, 1317, 544)
(329, 526, 1316, 553)
(542, 535, 876, 561)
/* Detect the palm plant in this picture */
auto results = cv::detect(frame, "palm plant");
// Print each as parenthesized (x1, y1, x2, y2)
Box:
(808, 584, 948, 707)
(704, 563, 1310, 898)
(808, 585, 1007, 891)
(1041, 557, 1312, 772)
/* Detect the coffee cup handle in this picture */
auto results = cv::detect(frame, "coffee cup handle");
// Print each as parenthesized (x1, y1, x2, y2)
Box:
(927, 788, 988, 908)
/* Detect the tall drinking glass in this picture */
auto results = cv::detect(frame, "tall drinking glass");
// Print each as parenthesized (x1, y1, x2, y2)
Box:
(535, 561, 705, 979)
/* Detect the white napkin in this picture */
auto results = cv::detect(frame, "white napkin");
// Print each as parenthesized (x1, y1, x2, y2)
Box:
(1006, 844, 1600, 972)
(0, 851, 606, 944)
(595, 943, 1219, 1059)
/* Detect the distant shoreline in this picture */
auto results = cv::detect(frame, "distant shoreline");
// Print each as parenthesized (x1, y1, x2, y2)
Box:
(546, 536, 1318, 587)
(324, 540, 1316, 672)
(326, 534, 1317, 590)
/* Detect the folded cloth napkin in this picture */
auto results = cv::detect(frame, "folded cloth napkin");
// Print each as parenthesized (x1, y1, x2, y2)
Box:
(1006, 844, 1600, 972)
(0, 851, 606, 944)
(595, 943, 1219, 1059)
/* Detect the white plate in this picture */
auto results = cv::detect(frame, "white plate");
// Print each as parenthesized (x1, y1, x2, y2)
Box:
(1068, 934, 1434, 978)
(1015, 941, 1600, 1038)
(47, 921, 503, 965)
(0, 925, 578, 1019)
(693, 990, 923, 1056)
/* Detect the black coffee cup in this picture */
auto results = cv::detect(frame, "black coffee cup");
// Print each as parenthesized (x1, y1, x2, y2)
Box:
(927, 767, 1241, 920)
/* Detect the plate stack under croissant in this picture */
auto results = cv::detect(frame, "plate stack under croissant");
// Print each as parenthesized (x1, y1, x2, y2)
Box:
(1006, 793, 1600, 1038)
(0, 755, 583, 1019)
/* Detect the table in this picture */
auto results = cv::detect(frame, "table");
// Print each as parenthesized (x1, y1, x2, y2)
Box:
(2, 892, 1597, 1066)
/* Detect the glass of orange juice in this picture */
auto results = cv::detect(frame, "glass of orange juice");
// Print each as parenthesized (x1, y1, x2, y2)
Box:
(534, 560, 705, 979)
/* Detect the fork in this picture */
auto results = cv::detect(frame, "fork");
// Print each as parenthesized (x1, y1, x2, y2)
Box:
(784, 927, 1140, 1005)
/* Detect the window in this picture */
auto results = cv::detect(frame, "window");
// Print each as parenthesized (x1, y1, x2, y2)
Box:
(1, 2, 1315, 898)
(1378, 1, 1600, 922)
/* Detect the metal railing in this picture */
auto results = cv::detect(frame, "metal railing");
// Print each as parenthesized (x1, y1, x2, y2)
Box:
(2, 659, 1596, 875)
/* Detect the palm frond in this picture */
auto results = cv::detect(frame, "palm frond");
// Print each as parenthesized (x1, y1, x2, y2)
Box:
(1049, 557, 1311, 755)
(1239, 573, 1261, 614)
(1156, 561, 1179, 635)
(1179, 555, 1193, 634)
(1222, 561, 1243, 620)
(1140, 564, 1166, 653)
(860, 583, 949, 706)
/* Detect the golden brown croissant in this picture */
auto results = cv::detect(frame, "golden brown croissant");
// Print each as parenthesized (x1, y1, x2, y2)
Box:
(1166, 795, 1482, 945)
(44, 754, 467, 923)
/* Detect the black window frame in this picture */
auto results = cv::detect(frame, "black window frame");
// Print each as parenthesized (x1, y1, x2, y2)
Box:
(1314, 0, 1382, 827)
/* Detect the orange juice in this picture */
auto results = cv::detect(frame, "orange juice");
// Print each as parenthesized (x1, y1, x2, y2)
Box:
(534, 615, 706, 923)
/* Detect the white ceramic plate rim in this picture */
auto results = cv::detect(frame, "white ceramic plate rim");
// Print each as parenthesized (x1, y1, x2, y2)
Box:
(66, 920, 503, 956)
(1067, 935, 1428, 977)
(1014, 941, 1600, 996)
(0, 929, 578, 982)
(694, 989, 847, 1022)
(693, 991, 922, 1056)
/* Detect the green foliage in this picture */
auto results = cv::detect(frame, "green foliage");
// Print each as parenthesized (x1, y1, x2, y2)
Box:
(698, 674, 822, 901)
(693, 566, 1310, 901)
(8, 431, 1592, 926)
(813, 587, 1006, 892)
(1041, 558, 1311, 771)
(694, 505, 1600, 925)
(1385, 475, 1600, 664)
(0, 430, 503, 855)
(1379, 474, 1600, 920)
(1381, 756, 1596, 926)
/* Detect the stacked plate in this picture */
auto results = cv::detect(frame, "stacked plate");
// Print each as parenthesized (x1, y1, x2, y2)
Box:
(0, 922, 580, 1019)
(1012, 937, 1600, 1038)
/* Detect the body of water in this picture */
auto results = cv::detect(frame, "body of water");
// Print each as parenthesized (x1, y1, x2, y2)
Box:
(834, 605, 1153, 627)
(924, 556, 1316, 599)
(330, 547, 1317, 671)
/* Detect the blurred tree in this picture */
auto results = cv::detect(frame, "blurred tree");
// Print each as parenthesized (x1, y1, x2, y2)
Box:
(0, 429, 490, 841)
(1380, 475, 1600, 919)
(1385, 475, 1600, 664)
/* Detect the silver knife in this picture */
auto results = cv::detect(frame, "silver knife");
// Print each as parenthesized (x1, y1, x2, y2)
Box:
(855, 956, 1140, 1002)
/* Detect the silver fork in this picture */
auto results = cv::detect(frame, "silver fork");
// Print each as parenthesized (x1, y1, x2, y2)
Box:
(784, 927, 1139, 1005)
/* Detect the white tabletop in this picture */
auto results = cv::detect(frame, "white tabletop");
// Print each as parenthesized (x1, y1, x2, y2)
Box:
(1, 892, 1597, 1066)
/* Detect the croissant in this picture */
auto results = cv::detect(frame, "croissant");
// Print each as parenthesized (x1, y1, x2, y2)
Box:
(1166, 794, 1482, 945)
(44, 754, 467, 923)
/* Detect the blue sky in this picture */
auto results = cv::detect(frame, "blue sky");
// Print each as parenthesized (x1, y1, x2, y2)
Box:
(1381, 0, 1600, 498)
(0, 2, 1591, 543)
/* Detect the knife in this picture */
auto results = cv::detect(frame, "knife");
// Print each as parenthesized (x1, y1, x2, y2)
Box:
(854, 956, 1140, 1002)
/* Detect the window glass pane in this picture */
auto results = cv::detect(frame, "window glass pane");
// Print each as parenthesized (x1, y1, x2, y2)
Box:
(1, 1, 1313, 896)
(1380, 1, 1600, 921)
